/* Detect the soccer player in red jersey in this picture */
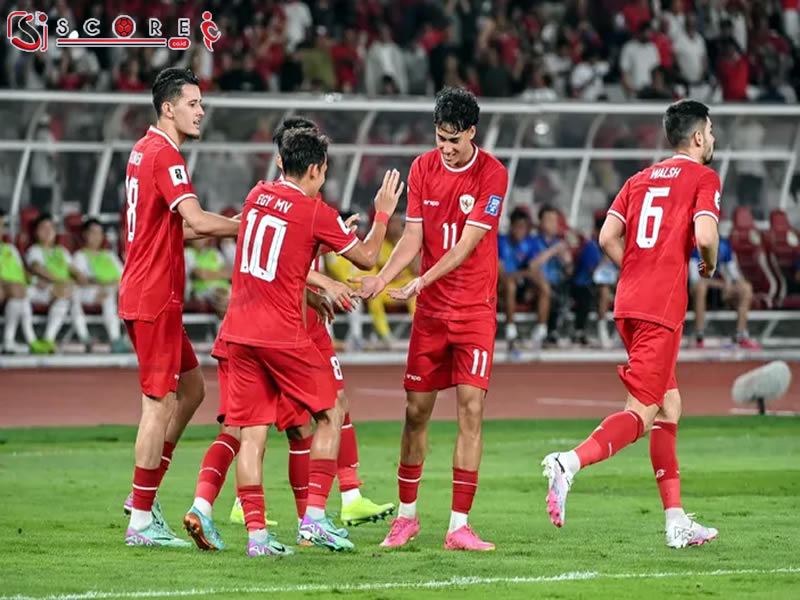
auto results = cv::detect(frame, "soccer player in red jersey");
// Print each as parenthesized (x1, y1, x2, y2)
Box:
(542, 99, 720, 548)
(353, 88, 508, 551)
(120, 68, 239, 547)
(222, 128, 404, 556)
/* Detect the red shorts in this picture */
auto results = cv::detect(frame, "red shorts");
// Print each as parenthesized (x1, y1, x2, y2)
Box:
(615, 318, 681, 407)
(216, 357, 229, 424)
(275, 332, 343, 431)
(225, 342, 337, 428)
(404, 313, 496, 392)
(125, 307, 199, 398)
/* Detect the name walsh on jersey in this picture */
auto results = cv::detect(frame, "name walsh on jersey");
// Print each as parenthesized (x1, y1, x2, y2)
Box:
(650, 167, 682, 179)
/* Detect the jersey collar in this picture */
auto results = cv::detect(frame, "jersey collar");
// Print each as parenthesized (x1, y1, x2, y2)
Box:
(441, 144, 479, 173)
(671, 153, 699, 163)
(277, 178, 308, 196)
(148, 126, 179, 152)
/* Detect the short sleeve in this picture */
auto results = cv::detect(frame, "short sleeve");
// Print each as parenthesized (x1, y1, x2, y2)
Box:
(109, 250, 124, 274)
(693, 169, 721, 223)
(313, 202, 359, 255)
(608, 179, 630, 226)
(72, 251, 91, 278)
(25, 245, 44, 267)
(153, 146, 197, 212)
(466, 164, 508, 231)
(405, 157, 423, 223)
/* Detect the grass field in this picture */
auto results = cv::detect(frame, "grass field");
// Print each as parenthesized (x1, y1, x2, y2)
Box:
(1, 417, 799, 599)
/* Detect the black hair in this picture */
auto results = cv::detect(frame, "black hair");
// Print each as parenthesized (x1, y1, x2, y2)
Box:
(279, 128, 329, 178)
(152, 68, 200, 117)
(31, 212, 53, 239)
(81, 217, 102, 233)
(663, 99, 710, 148)
(273, 117, 318, 152)
(510, 207, 531, 224)
(433, 87, 480, 133)
(538, 204, 558, 222)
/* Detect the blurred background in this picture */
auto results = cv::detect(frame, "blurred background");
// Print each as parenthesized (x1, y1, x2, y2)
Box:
(1, 0, 800, 362)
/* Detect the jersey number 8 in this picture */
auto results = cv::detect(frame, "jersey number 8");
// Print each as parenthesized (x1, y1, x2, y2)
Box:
(125, 176, 138, 242)
(240, 208, 287, 282)
(636, 187, 669, 249)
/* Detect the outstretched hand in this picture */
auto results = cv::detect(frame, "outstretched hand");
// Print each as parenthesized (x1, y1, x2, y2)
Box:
(387, 277, 425, 301)
(349, 274, 387, 299)
(373, 169, 405, 216)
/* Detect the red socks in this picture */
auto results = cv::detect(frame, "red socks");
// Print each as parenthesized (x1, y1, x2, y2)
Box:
(575, 410, 644, 468)
(452, 468, 478, 514)
(195, 433, 240, 505)
(398, 463, 423, 503)
(156, 441, 176, 487)
(237, 484, 265, 532)
(307, 458, 337, 510)
(132, 466, 159, 511)
(288, 436, 312, 518)
(338, 414, 362, 492)
(650, 421, 681, 509)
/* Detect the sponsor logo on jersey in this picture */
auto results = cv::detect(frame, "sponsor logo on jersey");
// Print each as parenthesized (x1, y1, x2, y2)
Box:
(405, 373, 422, 381)
(459, 194, 475, 215)
(423, 199, 439, 207)
(485, 194, 502, 216)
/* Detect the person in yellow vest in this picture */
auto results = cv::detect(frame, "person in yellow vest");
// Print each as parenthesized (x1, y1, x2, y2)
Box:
(71, 218, 127, 353)
(0, 210, 43, 354)
(184, 237, 231, 318)
(326, 213, 417, 348)
(25, 213, 90, 352)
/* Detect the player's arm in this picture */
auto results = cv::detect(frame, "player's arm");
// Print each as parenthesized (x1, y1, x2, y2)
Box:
(528, 240, 568, 271)
(178, 198, 239, 238)
(367, 221, 424, 287)
(340, 169, 404, 270)
(694, 216, 719, 278)
(389, 224, 488, 300)
(598, 215, 625, 268)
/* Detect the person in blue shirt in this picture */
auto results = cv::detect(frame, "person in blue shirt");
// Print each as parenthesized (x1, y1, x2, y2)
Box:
(572, 213, 618, 347)
(498, 208, 539, 349)
(690, 238, 759, 349)
(529, 205, 573, 346)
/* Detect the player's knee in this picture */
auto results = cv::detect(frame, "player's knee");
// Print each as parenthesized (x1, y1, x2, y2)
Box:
(336, 390, 350, 414)
(221, 424, 241, 441)
(405, 400, 432, 427)
(314, 404, 344, 429)
(284, 425, 305, 441)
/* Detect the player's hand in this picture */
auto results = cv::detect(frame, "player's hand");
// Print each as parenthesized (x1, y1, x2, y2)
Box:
(698, 259, 715, 279)
(387, 277, 425, 301)
(344, 213, 360, 233)
(306, 289, 336, 324)
(349, 274, 386, 299)
(373, 169, 405, 216)
(323, 278, 357, 311)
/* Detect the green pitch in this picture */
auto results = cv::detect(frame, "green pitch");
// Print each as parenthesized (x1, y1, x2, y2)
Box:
(1, 417, 798, 599)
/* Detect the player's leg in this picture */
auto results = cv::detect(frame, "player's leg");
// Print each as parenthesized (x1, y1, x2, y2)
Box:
(227, 343, 292, 556)
(532, 273, 550, 344)
(692, 279, 709, 347)
(184, 358, 240, 550)
(542, 319, 675, 528)
(382, 314, 449, 548)
(501, 273, 519, 347)
(285, 421, 314, 522)
(731, 279, 758, 348)
(70, 284, 90, 347)
(43, 284, 69, 350)
(443, 319, 495, 551)
(124, 311, 190, 547)
(652, 386, 718, 548)
(165, 330, 204, 448)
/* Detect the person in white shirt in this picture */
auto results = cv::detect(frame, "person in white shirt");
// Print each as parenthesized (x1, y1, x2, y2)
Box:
(25, 213, 90, 352)
(674, 13, 708, 85)
(365, 24, 408, 96)
(71, 218, 126, 352)
(619, 22, 661, 97)
(0, 210, 41, 353)
(570, 46, 609, 101)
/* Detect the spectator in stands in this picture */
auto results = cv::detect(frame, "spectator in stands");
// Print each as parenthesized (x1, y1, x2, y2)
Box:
(570, 45, 609, 101)
(365, 23, 408, 96)
(498, 207, 539, 351)
(690, 238, 761, 350)
(530, 205, 573, 346)
(184, 237, 231, 319)
(0, 210, 41, 354)
(716, 33, 749, 101)
(571, 213, 618, 348)
(302, 26, 337, 92)
(673, 13, 709, 89)
(332, 27, 364, 93)
(25, 213, 90, 352)
(29, 116, 57, 213)
(363, 213, 418, 348)
(284, 0, 313, 52)
(638, 65, 674, 99)
(71, 218, 126, 353)
(732, 115, 767, 219)
(620, 22, 661, 97)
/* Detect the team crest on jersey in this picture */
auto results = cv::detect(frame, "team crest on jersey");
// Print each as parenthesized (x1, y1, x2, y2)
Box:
(459, 194, 475, 215)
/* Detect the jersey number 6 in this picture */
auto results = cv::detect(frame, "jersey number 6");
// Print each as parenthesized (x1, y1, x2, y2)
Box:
(240, 209, 287, 282)
(636, 187, 669, 249)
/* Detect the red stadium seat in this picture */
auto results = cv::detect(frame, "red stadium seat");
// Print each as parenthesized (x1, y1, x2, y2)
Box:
(729, 206, 776, 308)
(763, 210, 800, 308)
(56, 233, 75, 252)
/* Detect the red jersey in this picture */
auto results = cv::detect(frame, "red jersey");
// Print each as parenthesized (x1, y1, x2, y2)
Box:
(119, 126, 197, 321)
(306, 254, 330, 341)
(406, 147, 508, 320)
(609, 154, 721, 330)
(222, 179, 357, 349)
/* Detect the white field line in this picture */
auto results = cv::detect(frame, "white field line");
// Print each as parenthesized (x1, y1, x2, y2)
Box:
(3, 567, 798, 600)
(537, 397, 622, 408)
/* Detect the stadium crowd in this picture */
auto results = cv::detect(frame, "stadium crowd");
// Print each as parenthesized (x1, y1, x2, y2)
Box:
(3, 0, 800, 103)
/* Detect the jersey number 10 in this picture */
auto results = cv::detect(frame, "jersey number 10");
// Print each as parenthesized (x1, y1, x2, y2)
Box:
(240, 209, 287, 282)
(636, 187, 669, 249)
